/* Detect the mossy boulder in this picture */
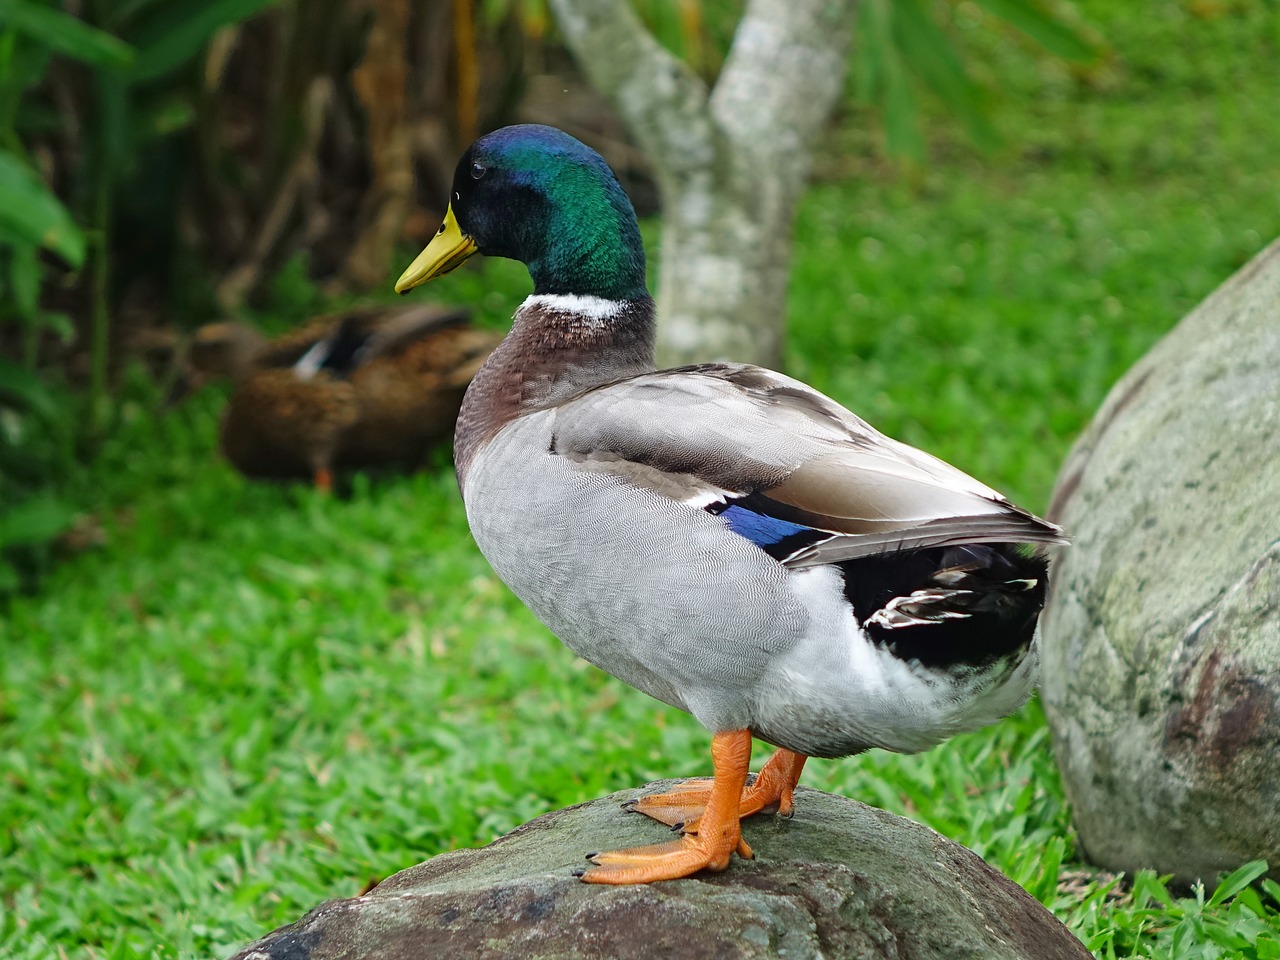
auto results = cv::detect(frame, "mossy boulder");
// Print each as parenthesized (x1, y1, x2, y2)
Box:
(1040, 237, 1280, 884)
(228, 784, 1089, 959)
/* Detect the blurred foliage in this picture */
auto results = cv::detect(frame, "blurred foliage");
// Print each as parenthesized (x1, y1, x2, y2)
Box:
(185, 0, 524, 306)
(0, 0, 532, 595)
(0, 1, 118, 363)
(853, 0, 1097, 159)
(0, 0, 128, 593)
(494, 0, 1096, 158)
(1, 0, 283, 385)
(0, 357, 77, 593)
(2, 0, 528, 349)
(0, 0, 281, 594)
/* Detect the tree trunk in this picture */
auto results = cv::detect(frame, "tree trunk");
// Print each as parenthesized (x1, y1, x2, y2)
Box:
(548, 0, 857, 368)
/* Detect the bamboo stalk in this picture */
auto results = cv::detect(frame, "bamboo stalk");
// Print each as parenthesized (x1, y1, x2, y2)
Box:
(453, 0, 478, 145)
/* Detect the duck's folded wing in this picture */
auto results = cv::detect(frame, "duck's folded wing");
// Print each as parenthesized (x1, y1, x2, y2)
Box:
(549, 363, 1066, 566)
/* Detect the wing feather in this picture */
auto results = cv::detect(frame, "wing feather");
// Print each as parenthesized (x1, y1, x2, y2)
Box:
(548, 363, 1066, 561)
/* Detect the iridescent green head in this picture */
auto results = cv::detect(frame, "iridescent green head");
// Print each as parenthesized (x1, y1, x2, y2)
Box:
(396, 125, 648, 301)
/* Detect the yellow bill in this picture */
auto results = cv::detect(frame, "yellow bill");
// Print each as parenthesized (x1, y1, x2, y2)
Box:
(395, 205, 479, 294)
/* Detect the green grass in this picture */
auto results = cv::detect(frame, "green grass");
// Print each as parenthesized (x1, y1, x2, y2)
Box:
(4, 1, 1280, 956)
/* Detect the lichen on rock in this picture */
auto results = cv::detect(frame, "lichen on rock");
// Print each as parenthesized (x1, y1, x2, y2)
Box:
(228, 784, 1090, 959)
(1041, 236, 1280, 885)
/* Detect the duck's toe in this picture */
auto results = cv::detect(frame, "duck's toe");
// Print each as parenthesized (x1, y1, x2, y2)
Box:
(579, 832, 753, 885)
(580, 729, 760, 883)
(623, 779, 715, 829)
(624, 748, 809, 834)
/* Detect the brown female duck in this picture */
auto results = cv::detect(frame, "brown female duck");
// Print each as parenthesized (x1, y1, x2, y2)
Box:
(186, 303, 501, 489)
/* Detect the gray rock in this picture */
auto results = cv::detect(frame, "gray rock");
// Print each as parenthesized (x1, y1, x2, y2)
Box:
(228, 784, 1088, 959)
(1041, 237, 1280, 885)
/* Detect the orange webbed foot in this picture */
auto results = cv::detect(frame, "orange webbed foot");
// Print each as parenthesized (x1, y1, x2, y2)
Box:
(577, 730, 758, 884)
(575, 833, 755, 885)
(624, 747, 808, 834)
(622, 779, 715, 830)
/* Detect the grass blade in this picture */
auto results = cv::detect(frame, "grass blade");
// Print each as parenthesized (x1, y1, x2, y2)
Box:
(1207, 860, 1269, 909)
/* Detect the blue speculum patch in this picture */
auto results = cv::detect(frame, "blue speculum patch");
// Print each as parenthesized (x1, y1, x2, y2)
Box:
(719, 504, 814, 547)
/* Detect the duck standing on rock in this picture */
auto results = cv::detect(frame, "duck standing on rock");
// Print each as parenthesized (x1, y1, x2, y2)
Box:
(184, 304, 501, 489)
(395, 124, 1067, 885)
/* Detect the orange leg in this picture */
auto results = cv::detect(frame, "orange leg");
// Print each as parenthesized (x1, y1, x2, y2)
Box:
(577, 730, 755, 884)
(624, 747, 808, 833)
(313, 466, 334, 492)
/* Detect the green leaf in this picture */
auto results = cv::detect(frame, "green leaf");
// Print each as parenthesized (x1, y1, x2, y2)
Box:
(1262, 877, 1280, 906)
(0, 149, 84, 265)
(136, 95, 196, 138)
(1207, 860, 1270, 908)
(852, 0, 888, 103)
(0, 493, 76, 548)
(38, 310, 75, 343)
(1202, 922, 1250, 949)
(0, 355, 55, 416)
(892, 0, 1000, 152)
(1131, 869, 1179, 910)
(1235, 885, 1267, 916)
(882, 44, 923, 160)
(858, 0, 924, 160)
(102, 0, 176, 31)
(8, 232, 39, 318)
(0, 0, 134, 68)
(128, 0, 281, 83)
(0, 556, 19, 592)
(970, 0, 1096, 62)
(481, 0, 517, 27)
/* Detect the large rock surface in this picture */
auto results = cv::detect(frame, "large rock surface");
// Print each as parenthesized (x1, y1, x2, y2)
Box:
(1041, 237, 1280, 884)
(228, 784, 1088, 959)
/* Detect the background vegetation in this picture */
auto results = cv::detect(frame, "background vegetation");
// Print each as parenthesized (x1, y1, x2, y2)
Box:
(3, 0, 1280, 957)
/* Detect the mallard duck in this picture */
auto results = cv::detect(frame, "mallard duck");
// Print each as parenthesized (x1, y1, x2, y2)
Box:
(396, 125, 1067, 885)
(185, 304, 501, 489)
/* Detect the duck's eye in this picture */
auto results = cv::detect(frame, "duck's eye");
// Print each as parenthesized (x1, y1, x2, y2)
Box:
(470, 161, 487, 180)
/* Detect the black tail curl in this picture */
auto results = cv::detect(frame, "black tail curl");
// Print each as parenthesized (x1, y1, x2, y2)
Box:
(841, 543, 1050, 669)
